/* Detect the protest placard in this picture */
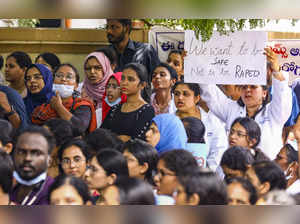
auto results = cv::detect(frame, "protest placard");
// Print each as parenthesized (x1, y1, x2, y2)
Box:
(268, 40, 300, 86)
(184, 30, 267, 85)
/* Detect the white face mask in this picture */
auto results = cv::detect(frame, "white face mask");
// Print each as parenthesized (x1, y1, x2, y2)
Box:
(53, 84, 74, 98)
(13, 171, 47, 186)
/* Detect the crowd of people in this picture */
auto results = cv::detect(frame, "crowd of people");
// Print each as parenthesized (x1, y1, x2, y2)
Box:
(0, 18, 299, 205)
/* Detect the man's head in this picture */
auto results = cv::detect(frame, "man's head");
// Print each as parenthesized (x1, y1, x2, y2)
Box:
(13, 126, 55, 181)
(106, 19, 131, 44)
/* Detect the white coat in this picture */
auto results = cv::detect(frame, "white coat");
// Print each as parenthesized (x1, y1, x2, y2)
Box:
(199, 76, 292, 160)
(199, 107, 228, 172)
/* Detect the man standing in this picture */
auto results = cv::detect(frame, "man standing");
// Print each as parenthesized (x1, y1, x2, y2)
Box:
(106, 19, 160, 102)
(10, 126, 56, 205)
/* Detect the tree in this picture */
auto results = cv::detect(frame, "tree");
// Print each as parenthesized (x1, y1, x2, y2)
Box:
(143, 19, 297, 41)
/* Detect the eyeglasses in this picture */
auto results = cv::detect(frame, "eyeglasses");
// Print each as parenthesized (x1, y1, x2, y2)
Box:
(229, 129, 248, 138)
(84, 65, 103, 72)
(86, 165, 98, 173)
(55, 73, 75, 81)
(106, 84, 120, 89)
(61, 157, 85, 166)
(24, 74, 43, 82)
(156, 169, 176, 178)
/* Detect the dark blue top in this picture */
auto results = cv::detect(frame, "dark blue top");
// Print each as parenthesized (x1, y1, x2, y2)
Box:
(0, 85, 29, 130)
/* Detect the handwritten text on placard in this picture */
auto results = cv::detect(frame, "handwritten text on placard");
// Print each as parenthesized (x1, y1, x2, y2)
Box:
(184, 30, 267, 85)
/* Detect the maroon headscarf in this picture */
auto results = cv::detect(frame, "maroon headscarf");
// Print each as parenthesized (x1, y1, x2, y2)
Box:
(82, 52, 113, 109)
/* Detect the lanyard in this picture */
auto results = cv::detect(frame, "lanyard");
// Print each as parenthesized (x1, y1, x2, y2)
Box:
(20, 180, 47, 206)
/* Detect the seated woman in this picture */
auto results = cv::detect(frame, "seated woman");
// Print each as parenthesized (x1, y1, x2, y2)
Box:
(228, 117, 269, 161)
(23, 64, 55, 117)
(166, 50, 184, 81)
(58, 139, 89, 179)
(81, 52, 114, 109)
(83, 149, 129, 204)
(0, 85, 29, 130)
(154, 149, 198, 197)
(145, 113, 187, 155)
(101, 63, 155, 142)
(5, 51, 32, 98)
(182, 117, 209, 168)
(35, 52, 61, 73)
(226, 177, 258, 205)
(44, 118, 74, 178)
(173, 82, 227, 172)
(101, 177, 155, 205)
(31, 63, 97, 136)
(221, 146, 255, 181)
(101, 72, 127, 123)
(122, 139, 158, 185)
(49, 175, 92, 205)
(151, 63, 177, 115)
(174, 169, 228, 205)
(245, 160, 287, 201)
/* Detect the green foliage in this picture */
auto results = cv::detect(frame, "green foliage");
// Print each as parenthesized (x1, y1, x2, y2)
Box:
(17, 19, 38, 28)
(144, 19, 267, 41)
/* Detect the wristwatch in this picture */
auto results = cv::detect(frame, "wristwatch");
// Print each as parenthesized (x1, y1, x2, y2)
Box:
(4, 106, 15, 118)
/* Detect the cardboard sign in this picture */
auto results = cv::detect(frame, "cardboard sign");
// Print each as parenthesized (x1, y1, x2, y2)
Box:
(184, 30, 268, 85)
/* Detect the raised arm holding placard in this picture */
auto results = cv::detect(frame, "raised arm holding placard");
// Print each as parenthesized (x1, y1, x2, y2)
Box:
(186, 30, 293, 160)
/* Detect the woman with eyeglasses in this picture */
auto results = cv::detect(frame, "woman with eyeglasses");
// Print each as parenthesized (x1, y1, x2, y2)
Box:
(31, 64, 97, 136)
(228, 117, 269, 162)
(58, 138, 89, 179)
(83, 149, 129, 204)
(153, 149, 198, 197)
(199, 48, 292, 160)
(23, 64, 55, 117)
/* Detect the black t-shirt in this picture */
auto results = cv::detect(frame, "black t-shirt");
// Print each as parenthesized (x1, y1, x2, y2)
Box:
(101, 104, 155, 140)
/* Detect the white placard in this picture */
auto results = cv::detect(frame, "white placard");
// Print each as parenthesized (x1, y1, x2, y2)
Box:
(184, 30, 267, 85)
(268, 40, 300, 86)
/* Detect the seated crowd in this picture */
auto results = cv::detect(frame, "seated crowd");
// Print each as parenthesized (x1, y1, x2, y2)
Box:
(0, 19, 299, 206)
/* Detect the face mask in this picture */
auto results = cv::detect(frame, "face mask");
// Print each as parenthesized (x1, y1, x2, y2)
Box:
(53, 84, 74, 98)
(13, 171, 47, 186)
(105, 96, 121, 107)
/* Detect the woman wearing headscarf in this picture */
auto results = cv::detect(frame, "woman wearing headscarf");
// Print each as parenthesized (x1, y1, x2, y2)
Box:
(81, 52, 114, 109)
(31, 63, 97, 136)
(145, 113, 187, 155)
(23, 64, 55, 117)
(101, 72, 127, 123)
